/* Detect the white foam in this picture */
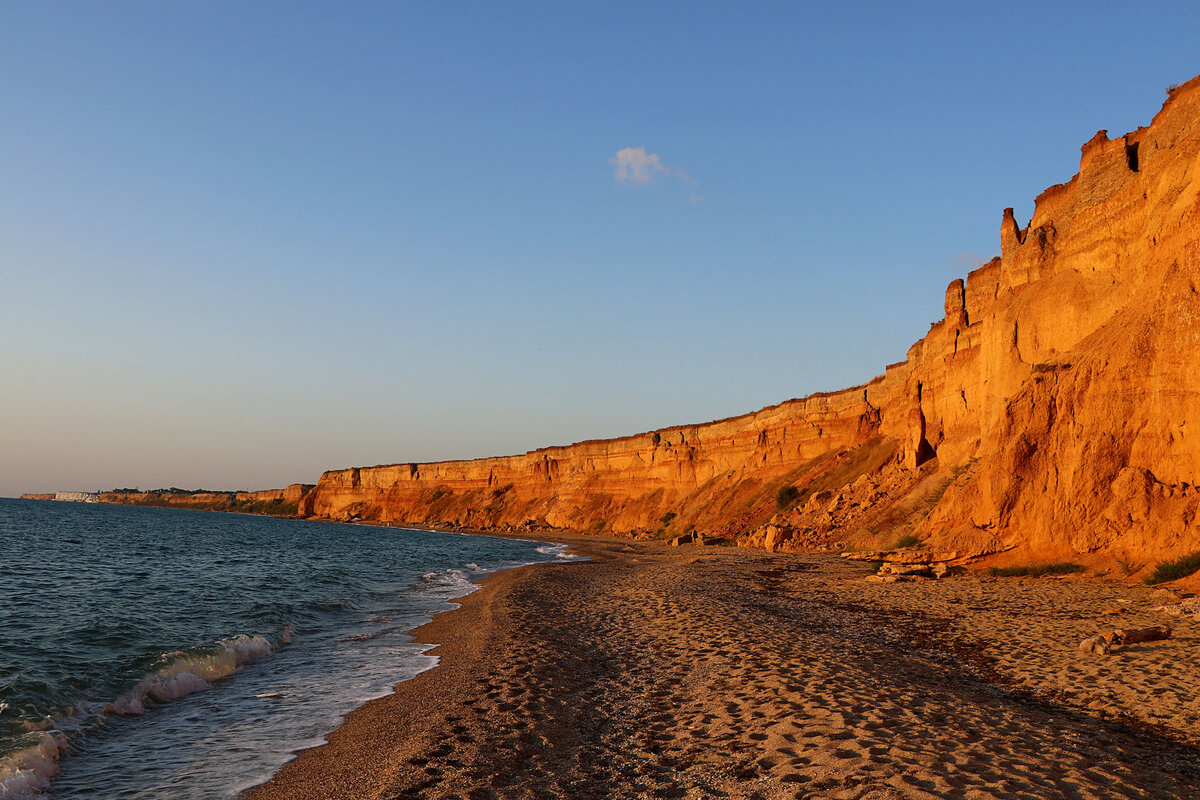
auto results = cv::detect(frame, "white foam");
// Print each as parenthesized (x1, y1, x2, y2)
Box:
(0, 731, 66, 800)
(106, 634, 282, 717)
(428, 569, 479, 603)
(13, 538, 576, 798)
(534, 543, 583, 561)
(1, 630, 287, 798)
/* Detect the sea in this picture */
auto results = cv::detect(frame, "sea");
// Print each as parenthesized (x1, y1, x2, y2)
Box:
(0, 497, 576, 799)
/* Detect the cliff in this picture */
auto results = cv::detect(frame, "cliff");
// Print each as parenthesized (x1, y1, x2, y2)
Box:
(94, 484, 314, 516)
(295, 76, 1200, 572)
(31, 78, 1200, 574)
(299, 389, 898, 538)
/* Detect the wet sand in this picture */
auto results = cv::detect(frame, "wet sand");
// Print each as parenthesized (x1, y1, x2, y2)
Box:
(245, 537, 1200, 799)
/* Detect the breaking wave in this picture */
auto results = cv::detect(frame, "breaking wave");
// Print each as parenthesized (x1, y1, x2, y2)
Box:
(0, 501, 577, 799)
(0, 732, 66, 799)
(106, 632, 289, 716)
(535, 543, 582, 560)
(0, 631, 288, 800)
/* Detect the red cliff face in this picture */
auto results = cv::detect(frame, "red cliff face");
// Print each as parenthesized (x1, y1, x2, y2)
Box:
(298, 389, 898, 539)
(287, 78, 1200, 568)
(915, 77, 1200, 566)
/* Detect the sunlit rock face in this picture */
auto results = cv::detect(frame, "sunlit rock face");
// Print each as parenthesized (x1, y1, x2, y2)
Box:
(298, 77, 1200, 565)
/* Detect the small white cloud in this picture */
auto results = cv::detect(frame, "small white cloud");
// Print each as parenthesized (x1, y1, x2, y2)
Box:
(611, 146, 698, 187)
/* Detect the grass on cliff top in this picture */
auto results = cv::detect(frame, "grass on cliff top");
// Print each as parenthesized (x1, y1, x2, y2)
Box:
(988, 562, 1084, 578)
(1144, 550, 1200, 585)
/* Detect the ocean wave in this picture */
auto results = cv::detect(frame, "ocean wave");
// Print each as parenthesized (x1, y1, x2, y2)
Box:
(341, 626, 404, 643)
(0, 732, 67, 800)
(419, 567, 476, 597)
(0, 631, 288, 800)
(534, 543, 582, 560)
(106, 632, 288, 716)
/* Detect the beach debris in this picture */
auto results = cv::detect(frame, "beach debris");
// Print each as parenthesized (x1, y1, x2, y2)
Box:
(670, 531, 713, 547)
(1079, 626, 1172, 655)
(877, 563, 932, 576)
(845, 548, 961, 580)
(842, 549, 960, 564)
(1157, 597, 1200, 618)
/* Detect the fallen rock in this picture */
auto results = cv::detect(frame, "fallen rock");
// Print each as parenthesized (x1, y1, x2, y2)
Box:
(804, 490, 833, 512)
(763, 524, 794, 551)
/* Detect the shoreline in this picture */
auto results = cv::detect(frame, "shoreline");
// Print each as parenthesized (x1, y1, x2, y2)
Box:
(244, 537, 1200, 799)
(241, 529, 621, 800)
(0, 506, 588, 800)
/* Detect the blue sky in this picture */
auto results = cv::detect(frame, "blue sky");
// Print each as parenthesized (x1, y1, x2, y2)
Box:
(3, 2, 1199, 496)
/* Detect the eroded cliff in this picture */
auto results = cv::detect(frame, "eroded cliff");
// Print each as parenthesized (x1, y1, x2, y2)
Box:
(73, 78, 1200, 572)
(294, 77, 1200, 570)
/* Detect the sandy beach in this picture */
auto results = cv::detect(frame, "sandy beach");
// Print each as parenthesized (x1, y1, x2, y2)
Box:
(245, 537, 1200, 800)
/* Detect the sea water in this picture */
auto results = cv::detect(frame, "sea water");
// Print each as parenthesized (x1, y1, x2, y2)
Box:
(0, 497, 575, 798)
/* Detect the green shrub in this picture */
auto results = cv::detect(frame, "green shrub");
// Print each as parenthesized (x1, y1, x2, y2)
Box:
(1144, 551, 1200, 585)
(988, 562, 1083, 578)
(660, 511, 677, 525)
(1115, 555, 1138, 577)
(894, 533, 921, 549)
(776, 485, 801, 510)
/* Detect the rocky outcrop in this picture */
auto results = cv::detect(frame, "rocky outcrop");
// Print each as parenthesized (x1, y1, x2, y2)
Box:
(96, 484, 314, 516)
(915, 77, 1200, 566)
(294, 76, 1200, 571)
(234, 484, 312, 504)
